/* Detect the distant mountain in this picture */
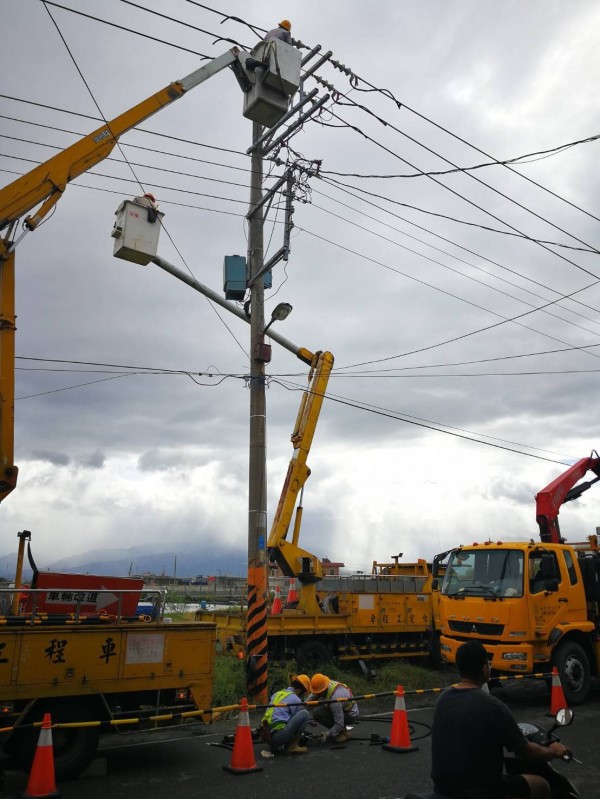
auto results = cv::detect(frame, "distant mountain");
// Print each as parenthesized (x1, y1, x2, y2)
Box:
(0, 544, 246, 581)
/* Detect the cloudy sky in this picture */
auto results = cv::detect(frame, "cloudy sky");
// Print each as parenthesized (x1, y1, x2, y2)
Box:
(1, 0, 600, 577)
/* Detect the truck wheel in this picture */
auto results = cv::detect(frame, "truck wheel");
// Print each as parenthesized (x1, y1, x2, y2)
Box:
(554, 641, 590, 705)
(295, 640, 331, 671)
(12, 700, 101, 779)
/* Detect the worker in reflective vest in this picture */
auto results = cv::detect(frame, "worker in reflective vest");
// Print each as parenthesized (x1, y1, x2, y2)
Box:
(261, 674, 310, 754)
(309, 673, 359, 744)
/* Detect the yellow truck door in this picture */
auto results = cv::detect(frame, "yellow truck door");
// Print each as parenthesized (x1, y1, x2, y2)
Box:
(527, 548, 590, 651)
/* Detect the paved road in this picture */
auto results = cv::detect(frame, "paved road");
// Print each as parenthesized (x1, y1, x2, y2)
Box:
(3, 680, 598, 798)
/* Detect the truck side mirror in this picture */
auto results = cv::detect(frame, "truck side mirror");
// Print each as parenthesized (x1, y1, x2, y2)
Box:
(556, 708, 574, 726)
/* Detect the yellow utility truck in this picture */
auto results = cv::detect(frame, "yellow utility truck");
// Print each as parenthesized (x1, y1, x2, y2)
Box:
(198, 350, 439, 669)
(1, 585, 215, 777)
(437, 454, 600, 704)
(0, 531, 216, 777)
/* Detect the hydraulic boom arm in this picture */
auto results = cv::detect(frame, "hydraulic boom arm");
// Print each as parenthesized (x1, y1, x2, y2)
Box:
(0, 47, 249, 503)
(536, 451, 600, 543)
(267, 350, 334, 603)
(0, 49, 246, 236)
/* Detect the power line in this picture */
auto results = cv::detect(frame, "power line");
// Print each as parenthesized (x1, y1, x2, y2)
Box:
(296, 224, 600, 367)
(0, 121, 253, 175)
(17, 354, 236, 373)
(0, 134, 261, 192)
(13, 355, 572, 462)
(326, 342, 600, 375)
(315, 175, 600, 321)
(120, 0, 244, 48)
(274, 379, 567, 465)
(346, 74, 600, 225)
(309, 194, 600, 339)
(321, 105, 600, 282)
(324, 368, 600, 378)
(318, 132, 600, 180)
(17, 372, 134, 400)
(0, 94, 247, 157)
(0, 129, 291, 201)
(0, 165, 249, 219)
(311, 198, 600, 342)
(42, 1, 213, 58)
(319, 175, 597, 255)
(0, 155, 251, 207)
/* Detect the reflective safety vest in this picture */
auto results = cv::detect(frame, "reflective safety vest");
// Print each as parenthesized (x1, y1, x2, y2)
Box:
(326, 681, 356, 713)
(262, 688, 294, 732)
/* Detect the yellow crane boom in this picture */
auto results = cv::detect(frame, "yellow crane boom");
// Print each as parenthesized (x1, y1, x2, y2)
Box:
(0, 49, 244, 234)
(0, 47, 249, 502)
(267, 349, 334, 613)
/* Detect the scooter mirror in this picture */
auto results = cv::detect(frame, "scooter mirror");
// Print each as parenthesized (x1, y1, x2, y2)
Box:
(555, 708, 574, 727)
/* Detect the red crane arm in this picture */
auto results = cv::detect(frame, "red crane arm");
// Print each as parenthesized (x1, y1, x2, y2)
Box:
(536, 453, 600, 543)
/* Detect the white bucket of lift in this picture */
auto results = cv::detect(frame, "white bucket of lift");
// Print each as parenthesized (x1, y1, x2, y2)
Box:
(112, 199, 164, 265)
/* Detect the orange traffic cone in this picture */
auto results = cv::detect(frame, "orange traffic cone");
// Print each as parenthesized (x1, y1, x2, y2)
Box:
(383, 685, 418, 754)
(548, 666, 568, 716)
(271, 585, 283, 614)
(21, 712, 60, 798)
(286, 579, 298, 604)
(223, 697, 263, 774)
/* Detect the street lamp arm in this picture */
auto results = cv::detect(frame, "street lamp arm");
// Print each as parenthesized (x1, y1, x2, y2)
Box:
(151, 255, 316, 365)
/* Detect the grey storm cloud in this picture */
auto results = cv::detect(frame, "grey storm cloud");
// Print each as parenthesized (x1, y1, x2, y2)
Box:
(31, 450, 70, 467)
(486, 478, 537, 507)
(79, 449, 106, 469)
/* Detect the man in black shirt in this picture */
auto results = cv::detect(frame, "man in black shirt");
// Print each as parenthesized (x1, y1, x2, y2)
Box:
(431, 642, 568, 799)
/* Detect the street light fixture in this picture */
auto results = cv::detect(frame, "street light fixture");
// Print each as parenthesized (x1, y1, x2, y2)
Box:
(264, 302, 293, 334)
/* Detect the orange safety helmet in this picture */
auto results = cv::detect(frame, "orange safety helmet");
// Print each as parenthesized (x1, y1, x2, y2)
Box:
(143, 193, 157, 203)
(292, 674, 311, 694)
(309, 673, 330, 694)
(279, 19, 291, 31)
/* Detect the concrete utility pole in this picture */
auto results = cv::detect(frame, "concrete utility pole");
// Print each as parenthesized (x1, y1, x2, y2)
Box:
(245, 120, 269, 704)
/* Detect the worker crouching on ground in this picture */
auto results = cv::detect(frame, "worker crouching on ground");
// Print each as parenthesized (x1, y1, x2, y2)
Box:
(264, 19, 292, 43)
(261, 674, 311, 754)
(309, 673, 359, 744)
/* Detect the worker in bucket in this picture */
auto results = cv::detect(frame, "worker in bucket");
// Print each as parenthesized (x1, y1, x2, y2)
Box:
(308, 673, 358, 744)
(133, 192, 159, 223)
(431, 641, 568, 799)
(264, 19, 292, 44)
(261, 674, 311, 754)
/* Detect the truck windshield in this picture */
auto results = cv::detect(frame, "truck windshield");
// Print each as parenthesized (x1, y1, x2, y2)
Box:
(441, 549, 524, 598)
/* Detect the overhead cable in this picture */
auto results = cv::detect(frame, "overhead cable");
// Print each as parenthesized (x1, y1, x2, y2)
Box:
(296, 225, 600, 367)
(322, 105, 600, 281)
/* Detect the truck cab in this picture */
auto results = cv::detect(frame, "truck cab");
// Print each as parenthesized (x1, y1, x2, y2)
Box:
(438, 540, 600, 704)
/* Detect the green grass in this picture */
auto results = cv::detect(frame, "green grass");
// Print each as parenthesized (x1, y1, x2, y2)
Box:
(211, 655, 456, 708)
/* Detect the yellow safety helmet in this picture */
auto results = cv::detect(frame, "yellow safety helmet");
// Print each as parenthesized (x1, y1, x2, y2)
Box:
(279, 19, 292, 31)
(292, 674, 311, 693)
(309, 673, 330, 694)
